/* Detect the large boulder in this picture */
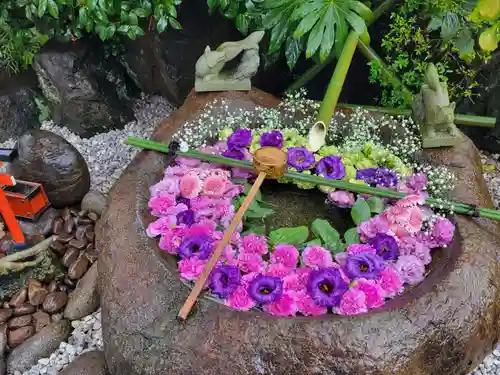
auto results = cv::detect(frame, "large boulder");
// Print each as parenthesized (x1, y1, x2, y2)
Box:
(97, 89, 500, 375)
(0, 85, 39, 143)
(33, 41, 136, 137)
(11, 130, 90, 208)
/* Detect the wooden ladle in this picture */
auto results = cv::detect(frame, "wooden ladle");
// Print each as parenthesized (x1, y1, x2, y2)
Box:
(178, 146, 287, 321)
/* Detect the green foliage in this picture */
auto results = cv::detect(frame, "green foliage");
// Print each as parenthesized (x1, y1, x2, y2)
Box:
(208, 0, 373, 70)
(343, 227, 360, 246)
(350, 198, 371, 225)
(34, 95, 51, 122)
(0, 0, 183, 73)
(311, 218, 340, 249)
(268, 226, 309, 246)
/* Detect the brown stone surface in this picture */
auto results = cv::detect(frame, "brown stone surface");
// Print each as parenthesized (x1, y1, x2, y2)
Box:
(58, 350, 108, 375)
(98, 90, 500, 375)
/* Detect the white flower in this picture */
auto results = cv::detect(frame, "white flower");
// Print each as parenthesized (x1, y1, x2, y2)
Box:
(179, 141, 189, 152)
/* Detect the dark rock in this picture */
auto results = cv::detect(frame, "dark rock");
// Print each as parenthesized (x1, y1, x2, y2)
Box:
(8, 289, 26, 308)
(62, 248, 80, 268)
(6, 320, 71, 373)
(76, 217, 92, 226)
(98, 90, 500, 375)
(0, 87, 39, 143)
(51, 313, 64, 322)
(12, 303, 35, 317)
(62, 207, 72, 221)
(10, 130, 90, 208)
(0, 310, 12, 325)
(7, 315, 32, 330)
(32, 41, 135, 138)
(49, 240, 65, 256)
(17, 207, 60, 238)
(84, 248, 98, 264)
(7, 326, 34, 348)
(85, 231, 95, 243)
(32, 311, 50, 332)
(87, 212, 99, 223)
(64, 262, 99, 320)
(69, 238, 86, 250)
(64, 216, 75, 234)
(75, 226, 87, 241)
(42, 292, 67, 314)
(52, 217, 64, 235)
(47, 281, 59, 293)
(68, 256, 89, 280)
(0, 323, 7, 353)
(58, 350, 108, 375)
(27, 279, 48, 306)
(63, 277, 76, 288)
(81, 191, 107, 216)
(55, 232, 73, 244)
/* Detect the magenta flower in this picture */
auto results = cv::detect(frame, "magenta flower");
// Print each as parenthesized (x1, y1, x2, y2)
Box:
(338, 288, 367, 315)
(209, 265, 242, 298)
(368, 233, 399, 261)
(202, 175, 228, 198)
(270, 244, 299, 269)
(147, 216, 176, 237)
(315, 156, 346, 179)
(264, 294, 298, 316)
(432, 217, 455, 246)
(377, 266, 404, 297)
(265, 263, 292, 278)
(176, 210, 195, 226)
(287, 147, 315, 172)
(175, 156, 202, 168)
(346, 243, 376, 256)
(248, 275, 283, 304)
(353, 279, 385, 308)
(398, 173, 428, 195)
(178, 235, 214, 260)
(345, 252, 385, 280)
(241, 233, 268, 255)
(179, 173, 203, 198)
(394, 255, 426, 285)
(224, 283, 256, 311)
(148, 195, 176, 216)
(237, 252, 266, 273)
(294, 291, 327, 316)
(260, 130, 283, 148)
(227, 128, 252, 149)
(301, 245, 334, 268)
(328, 190, 355, 208)
(358, 215, 390, 240)
(150, 178, 180, 197)
(178, 258, 207, 281)
(307, 268, 349, 307)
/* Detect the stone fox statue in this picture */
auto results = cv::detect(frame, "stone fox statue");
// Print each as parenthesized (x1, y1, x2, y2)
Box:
(412, 63, 459, 147)
(194, 31, 265, 86)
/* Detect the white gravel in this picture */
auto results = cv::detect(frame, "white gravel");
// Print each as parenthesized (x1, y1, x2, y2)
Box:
(3, 98, 499, 374)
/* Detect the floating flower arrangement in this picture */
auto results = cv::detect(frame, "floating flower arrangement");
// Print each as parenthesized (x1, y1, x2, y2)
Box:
(146, 115, 456, 316)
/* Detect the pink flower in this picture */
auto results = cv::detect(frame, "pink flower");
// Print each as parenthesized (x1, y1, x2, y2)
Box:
(432, 217, 455, 246)
(231, 168, 254, 180)
(150, 178, 180, 197)
(148, 195, 176, 216)
(295, 292, 327, 316)
(301, 246, 334, 268)
(241, 234, 268, 255)
(266, 263, 292, 278)
(334, 252, 348, 267)
(265, 294, 298, 316)
(220, 245, 237, 266)
(295, 267, 312, 285)
(159, 227, 185, 254)
(338, 288, 367, 315)
(328, 190, 356, 208)
(270, 244, 299, 269)
(179, 173, 203, 198)
(202, 175, 228, 198)
(377, 266, 404, 297)
(224, 284, 256, 311)
(353, 279, 385, 308)
(223, 184, 244, 200)
(176, 156, 202, 168)
(237, 252, 265, 273)
(399, 237, 431, 265)
(283, 272, 305, 293)
(346, 244, 376, 256)
(178, 258, 207, 281)
(386, 205, 423, 235)
(396, 194, 425, 207)
(395, 255, 426, 285)
(187, 221, 216, 236)
(147, 216, 176, 237)
(358, 215, 390, 240)
(164, 165, 188, 177)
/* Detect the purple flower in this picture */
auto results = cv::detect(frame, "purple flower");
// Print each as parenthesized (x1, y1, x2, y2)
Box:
(178, 235, 214, 260)
(432, 217, 455, 246)
(328, 190, 356, 208)
(223, 148, 246, 160)
(356, 168, 378, 184)
(287, 147, 315, 172)
(368, 233, 399, 260)
(227, 128, 252, 149)
(316, 156, 346, 179)
(307, 268, 349, 307)
(260, 130, 283, 148)
(395, 255, 426, 285)
(176, 210, 195, 226)
(376, 168, 398, 187)
(345, 252, 385, 280)
(247, 275, 283, 304)
(176, 197, 191, 208)
(209, 265, 242, 298)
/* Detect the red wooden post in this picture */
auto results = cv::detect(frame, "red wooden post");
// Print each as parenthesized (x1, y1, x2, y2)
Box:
(0, 162, 25, 244)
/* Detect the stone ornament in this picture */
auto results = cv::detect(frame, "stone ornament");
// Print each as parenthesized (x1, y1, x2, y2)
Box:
(194, 31, 265, 92)
(412, 63, 460, 148)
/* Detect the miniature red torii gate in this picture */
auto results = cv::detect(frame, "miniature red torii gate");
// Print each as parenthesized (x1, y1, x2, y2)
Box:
(0, 162, 25, 244)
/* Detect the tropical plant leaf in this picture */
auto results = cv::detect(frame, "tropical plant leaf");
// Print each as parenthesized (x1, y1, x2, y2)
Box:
(290, 2, 319, 21)
(269, 17, 289, 53)
(344, 10, 366, 34)
(334, 16, 348, 57)
(293, 11, 321, 39)
(454, 28, 475, 58)
(427, 16, 442, 31)
(306, 14, 325, 58)
(285, 36, 303, 69)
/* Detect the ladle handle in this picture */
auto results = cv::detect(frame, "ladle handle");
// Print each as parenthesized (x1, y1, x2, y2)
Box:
(178, 172, 266, 321)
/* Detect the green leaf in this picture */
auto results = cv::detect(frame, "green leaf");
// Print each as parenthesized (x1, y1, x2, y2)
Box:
(334, 17, 348, 57)
(349, 1, 373, 23)
(305, 13, 326, 58)
(311, 219, 340, 248)
(47, 0, 59, 18)
(235, 14, 249, 35)
(38, 0, 48, 18)
(319, 7, 335, 62)
(269, 226, 309, 246)
(157, 17, 169, 32)
(207, 0, 218, 9)
(244, 206, 275, 219)
(293, 11, 320, 39)
(117, 25, 130, 33)
(366, 197, 384, 214)
(302, 238, 322, 247)
(132, 8, 150, 18)
(242, 225, 266, 236)
(454, 28, 475, 58)
(78, 6, 89, 25)
(351, 198, 371, 225)
(269, 17, 288, 54)
(244, 183, 262, 201)
(344, 10, 366, 34)
(440, 12, 460, 41)
(344, 227, 360, 246)
(169, 17, 182, 30)
(262, 8, 283, 29)
(285, 36, 302, 70)
(290, 2, 320, 21)
(427, 17, 442, 31)
(166, 2, 177, 18)
(95, 8, 109, 22)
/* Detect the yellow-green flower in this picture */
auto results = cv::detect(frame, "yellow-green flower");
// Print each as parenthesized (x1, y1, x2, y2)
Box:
(218, 127, 233, 140)
(319, 145, 340, 156)
(294, 170, 316, 190)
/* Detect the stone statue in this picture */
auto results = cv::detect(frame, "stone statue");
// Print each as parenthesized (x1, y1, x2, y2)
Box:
(194, 31, 265, 92)
(412, 63, 460, 148)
